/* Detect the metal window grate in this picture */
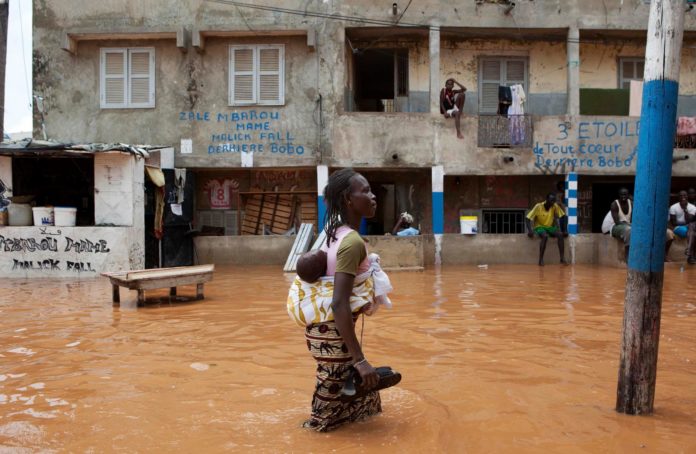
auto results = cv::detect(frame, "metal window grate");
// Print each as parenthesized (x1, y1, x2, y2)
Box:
(482, 209, 527, 234)
(478, 114, 533, 148)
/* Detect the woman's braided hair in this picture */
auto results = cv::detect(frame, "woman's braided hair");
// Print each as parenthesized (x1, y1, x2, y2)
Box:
(323, 168, 357, 246)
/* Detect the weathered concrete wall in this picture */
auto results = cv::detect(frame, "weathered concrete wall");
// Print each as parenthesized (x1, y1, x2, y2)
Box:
(331, 113, 696, 176)
(580, 42, 696, 94)
(441, 39, 567, 115)
(192, 232, 690, 268)
(0, 226, 143, 278)
(194, 235, 294, 265)
(34, 1, 696, 173)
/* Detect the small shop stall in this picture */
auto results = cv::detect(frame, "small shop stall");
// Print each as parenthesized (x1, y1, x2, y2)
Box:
(0, 140, 165, 278)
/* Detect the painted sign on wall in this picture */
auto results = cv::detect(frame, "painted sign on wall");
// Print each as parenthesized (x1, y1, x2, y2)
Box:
(1, 232, 110, 273)
(179, 110, 307, 157)
(534, 119, 640, 172)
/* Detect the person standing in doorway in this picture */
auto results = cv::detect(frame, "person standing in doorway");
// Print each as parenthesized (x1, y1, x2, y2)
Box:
(440, 78, 466, 139)
(526, 193, 568, 266)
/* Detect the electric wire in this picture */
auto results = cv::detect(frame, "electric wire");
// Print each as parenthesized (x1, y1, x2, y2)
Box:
(204, 0, 661, 45)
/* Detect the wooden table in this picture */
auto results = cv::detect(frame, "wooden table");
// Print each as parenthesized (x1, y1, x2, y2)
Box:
(102, 264, 215, 305)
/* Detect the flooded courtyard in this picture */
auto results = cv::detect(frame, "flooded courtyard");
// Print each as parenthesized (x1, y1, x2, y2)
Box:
(1, 264, 695, 452)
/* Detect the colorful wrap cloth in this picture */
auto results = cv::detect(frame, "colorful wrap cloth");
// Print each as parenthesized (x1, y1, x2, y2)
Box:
(302, 320, 382, 432)
(677, 117, 696, 136)
(286, 271, 375, 328)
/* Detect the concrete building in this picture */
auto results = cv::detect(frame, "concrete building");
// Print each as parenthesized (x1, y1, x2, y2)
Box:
(29, 0, 696, 267)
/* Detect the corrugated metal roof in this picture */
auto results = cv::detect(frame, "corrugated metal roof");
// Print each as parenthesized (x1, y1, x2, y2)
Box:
(0, 139, 168, 158)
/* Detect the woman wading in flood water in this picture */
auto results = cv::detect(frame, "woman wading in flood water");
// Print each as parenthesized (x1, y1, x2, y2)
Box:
(287, 168, 400, 431)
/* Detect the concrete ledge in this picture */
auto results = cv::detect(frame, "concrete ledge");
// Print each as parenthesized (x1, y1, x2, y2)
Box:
(195, 235, 294, 265)
(61, 27, 185, 55)
(364, 235, 424, 269)
(193, 233, 691, 268)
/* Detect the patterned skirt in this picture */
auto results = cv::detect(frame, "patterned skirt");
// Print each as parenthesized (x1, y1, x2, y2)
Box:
(302, 320, 381, 432)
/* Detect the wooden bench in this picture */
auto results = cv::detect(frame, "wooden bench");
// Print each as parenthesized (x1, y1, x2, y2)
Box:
(102, 264, 215, 305)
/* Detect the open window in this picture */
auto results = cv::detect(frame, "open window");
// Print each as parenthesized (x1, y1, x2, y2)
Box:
(11, 156, 94, 226)
(352, 49, 408, 112)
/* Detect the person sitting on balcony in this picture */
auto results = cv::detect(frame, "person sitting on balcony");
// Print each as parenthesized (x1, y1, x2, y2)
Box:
(525, 193, 567, 266)
(440, 78, 466, 139)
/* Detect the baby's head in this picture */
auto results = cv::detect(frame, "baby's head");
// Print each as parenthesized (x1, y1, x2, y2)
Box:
(296, 249, 327, 283)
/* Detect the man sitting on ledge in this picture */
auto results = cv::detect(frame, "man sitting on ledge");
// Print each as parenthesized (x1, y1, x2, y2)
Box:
(526, 193, 568, 266)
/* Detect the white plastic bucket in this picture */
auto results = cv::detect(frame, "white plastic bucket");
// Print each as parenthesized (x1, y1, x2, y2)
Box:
(460, 216, 478, 234)
(32, 207, 54, 226)
(54, 207, 77, 227)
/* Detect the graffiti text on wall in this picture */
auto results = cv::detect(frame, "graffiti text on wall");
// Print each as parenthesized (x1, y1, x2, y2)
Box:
(179, 110, 306, 156)
(534, 120, 640, 172)
(0, 234, 110, 273)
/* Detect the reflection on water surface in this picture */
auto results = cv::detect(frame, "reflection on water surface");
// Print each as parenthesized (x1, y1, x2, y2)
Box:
(1, 264, 695, 452)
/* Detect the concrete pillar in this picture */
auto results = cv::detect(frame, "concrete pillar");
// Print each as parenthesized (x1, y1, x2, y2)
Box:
(565, 172, 578, 234)
(565, 172, 578, 264)
(316, 165, 328, 232)
(431, 166, 444, 234)
(567, 26, 580, 116)
(429, 26, 441, 114)
(432, 165, 444, 265)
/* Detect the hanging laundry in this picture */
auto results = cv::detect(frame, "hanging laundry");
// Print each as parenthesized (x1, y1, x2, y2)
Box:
(498, 85, 512, 116)
(174, 168, 187, 204)
(508, 84, 527, 145)
(677, 117, 696, 136)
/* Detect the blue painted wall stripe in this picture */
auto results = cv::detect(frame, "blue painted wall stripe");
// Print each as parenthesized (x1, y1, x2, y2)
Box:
(568, 225, 578, 234)
(568, 207, 577, 216)
(432, 192, 444, 234)
(628, 79, 679, 273)
(317, 195, 326, 233)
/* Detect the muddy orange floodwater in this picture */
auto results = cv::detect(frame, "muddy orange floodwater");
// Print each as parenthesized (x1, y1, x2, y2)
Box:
(1, 264, 695, 452)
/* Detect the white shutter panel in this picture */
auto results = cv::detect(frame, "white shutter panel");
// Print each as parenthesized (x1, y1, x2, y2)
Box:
(230, 46, 256, 105)
(258, 45, 283, 105)
(505, 60, 526, 85)
(129, 49, 155, 108)
(480, 59, 501, 113)
(101, 49, 126, 108)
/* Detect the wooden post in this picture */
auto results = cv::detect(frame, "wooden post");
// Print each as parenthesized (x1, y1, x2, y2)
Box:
(196, 283, 204, 300)
(170, 287, 177, 296)
(112, 285, 120, 304)
(616, 0, 684, 415)
(137, 289, 145, 305)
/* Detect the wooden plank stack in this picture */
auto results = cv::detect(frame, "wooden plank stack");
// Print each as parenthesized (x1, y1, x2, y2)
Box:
(241, 194, 296, 235)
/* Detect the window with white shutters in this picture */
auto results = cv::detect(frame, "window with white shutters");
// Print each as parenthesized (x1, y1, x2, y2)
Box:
(478, 57, 528, 113)
(100, 48, 155, 109)
(229, 45, 284, 106)
(618, 58, 644, 89)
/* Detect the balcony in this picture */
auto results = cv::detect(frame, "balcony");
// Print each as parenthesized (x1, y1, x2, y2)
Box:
(477, 114, 534, 148)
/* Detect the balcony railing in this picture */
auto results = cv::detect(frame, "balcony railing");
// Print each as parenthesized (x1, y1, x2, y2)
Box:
(478, 114, 533, 148)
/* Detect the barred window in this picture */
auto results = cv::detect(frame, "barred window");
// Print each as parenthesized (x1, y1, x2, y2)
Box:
(482, 209, 527, 234)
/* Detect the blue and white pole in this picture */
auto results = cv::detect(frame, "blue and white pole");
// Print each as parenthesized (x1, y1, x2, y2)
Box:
(616, 0, 684, 415)
(565, 172, 578, 235)
(432, 166, 444, 265)
(316, 165, 328, 233)
(565, 172, 578, 263)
